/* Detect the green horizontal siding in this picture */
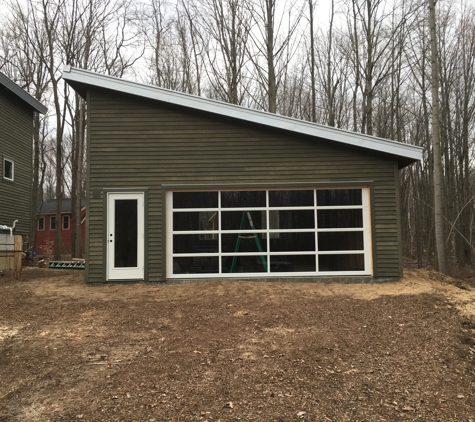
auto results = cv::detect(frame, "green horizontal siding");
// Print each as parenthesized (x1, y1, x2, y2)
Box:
(86, 90, 402, 282)
(0, 90, 33, 236)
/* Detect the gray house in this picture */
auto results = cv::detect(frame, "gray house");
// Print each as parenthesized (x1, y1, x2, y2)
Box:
(63, 66, 422, 284)
(0, 72, 47, 236)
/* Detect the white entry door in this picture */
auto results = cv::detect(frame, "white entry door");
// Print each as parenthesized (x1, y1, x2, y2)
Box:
(107, 192, 144, 280)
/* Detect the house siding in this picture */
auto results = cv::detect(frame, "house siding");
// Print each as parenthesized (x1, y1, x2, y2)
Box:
(86, 89, 401, 283)
(0, 89, 33, 236)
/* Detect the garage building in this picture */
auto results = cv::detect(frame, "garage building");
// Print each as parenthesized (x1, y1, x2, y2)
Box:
(63, 66, 422, 283)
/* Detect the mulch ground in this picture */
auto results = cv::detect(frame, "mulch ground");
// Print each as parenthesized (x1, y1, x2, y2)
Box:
(0, 268, 474, 421)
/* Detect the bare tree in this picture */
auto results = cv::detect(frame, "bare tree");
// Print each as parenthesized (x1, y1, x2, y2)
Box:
(65, 0, 142, 258)
(1, 2, 50, 253)
(343, 0, 415, 135)
(453, 9, 475, 267)
(307, 0, 316, 122)
(198, 0, 252, 104)
(177, 0, 205, 95)
(247, 0, 302, 113)
(429, 0, 448, 274)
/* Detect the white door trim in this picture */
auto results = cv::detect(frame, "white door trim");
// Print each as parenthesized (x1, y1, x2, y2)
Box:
(107, 192, 144, 280)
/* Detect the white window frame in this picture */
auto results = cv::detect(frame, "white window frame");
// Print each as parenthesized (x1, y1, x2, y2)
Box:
(3, 157, 14, 181)
(166, 187, 372, 279)
(50, 216, 56, 231)
(38, 217, 45, 231)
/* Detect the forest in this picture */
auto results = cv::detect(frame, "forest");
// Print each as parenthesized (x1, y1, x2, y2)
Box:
(0, 0, 473, 273)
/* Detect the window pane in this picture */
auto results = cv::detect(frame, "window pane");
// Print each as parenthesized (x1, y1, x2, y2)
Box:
(173, 211, 218, 231)
(38, 218, 44, 230)
(222, 255, 267, 273)
(221, 211, 265, 230)
(4, 159, 13, 180)
(269, 190, 314, 207)
(221, 233, 267, 253)
(318, 254, 365, 271)
(318, 232, 364, 251)
(268, 210, 315, 229)
(221, 191, 266, 208)
(317, 189, 362, 206)
(173, 256, 218, 274)
(173, 234, 218, 253)
(114, 199, 137, 268)
(317, 209, 363, 228)
(270, 232, 315, 252)
(173, 191, 218, 209)
(270, 255, 316, 272)
(51, 217, 56, 230)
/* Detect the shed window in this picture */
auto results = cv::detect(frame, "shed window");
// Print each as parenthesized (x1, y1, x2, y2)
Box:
(38, 217, 45, 231)
(166, 187, 372, 278)
(50, 216, 56, 230)
(63, 215, 70, 230)
(3, 158, 14, 181)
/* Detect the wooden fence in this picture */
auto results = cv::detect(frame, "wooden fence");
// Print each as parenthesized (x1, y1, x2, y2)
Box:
(0, 234, 22, 273)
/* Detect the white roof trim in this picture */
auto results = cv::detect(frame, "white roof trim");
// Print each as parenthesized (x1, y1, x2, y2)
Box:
(62, 65, 422, 164)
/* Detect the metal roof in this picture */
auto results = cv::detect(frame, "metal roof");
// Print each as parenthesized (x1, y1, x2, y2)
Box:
(0, 72, 47, 114)
(63, 65, 423, 167)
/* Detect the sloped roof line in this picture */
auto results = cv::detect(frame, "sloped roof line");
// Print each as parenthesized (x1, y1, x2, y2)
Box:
(39, 198, 86, 214)
(62, 65, 423, 164)
(0, 72, 47, 114)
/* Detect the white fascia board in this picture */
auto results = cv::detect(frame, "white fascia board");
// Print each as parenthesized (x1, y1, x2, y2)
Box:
(63, 65, 423, 162)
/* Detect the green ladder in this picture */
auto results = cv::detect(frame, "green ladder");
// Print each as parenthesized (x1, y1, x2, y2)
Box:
(230, 211, 267, 273)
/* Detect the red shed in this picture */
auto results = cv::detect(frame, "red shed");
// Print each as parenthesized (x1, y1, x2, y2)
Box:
(36, 198, 86, 258)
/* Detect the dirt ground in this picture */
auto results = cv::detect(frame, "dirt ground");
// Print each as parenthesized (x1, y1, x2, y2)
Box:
(1, 269, 475, 421)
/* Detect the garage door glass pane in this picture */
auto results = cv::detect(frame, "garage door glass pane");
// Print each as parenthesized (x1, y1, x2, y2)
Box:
(319, 254, 365, 271)
(221, 233, 267, 253)
(269, 190, 314, 207)
(270, 255, 316, 272)
(317, 209, 363, 228)
(317, 189, 362, 206)
(221, 211, 265, 230)
(173, 234, 219, 253)
(318, 232, 364, 251)
(173, 191, 218, 208)
(222, 255, 267, 273)
(268, 210, 314, 229)
(270, 232, 315, 251)
(174, 256, 219, 274)
(221, 191, 266, 208)
(173, 211, 218, 231)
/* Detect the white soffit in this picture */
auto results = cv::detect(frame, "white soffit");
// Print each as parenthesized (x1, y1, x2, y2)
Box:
(62, 65, 423, 163)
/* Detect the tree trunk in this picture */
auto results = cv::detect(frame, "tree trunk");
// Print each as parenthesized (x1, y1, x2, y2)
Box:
(308, 0, 316, 123)
(30, 111, 41, 254)
(429, 0, 449, 274)
(266, 0, 277, 113)
(351, 0, 359, 132)
(74, 98, 85, 257)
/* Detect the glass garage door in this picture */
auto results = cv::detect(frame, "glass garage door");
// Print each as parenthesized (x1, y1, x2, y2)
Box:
(166, 187, 372, 278)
